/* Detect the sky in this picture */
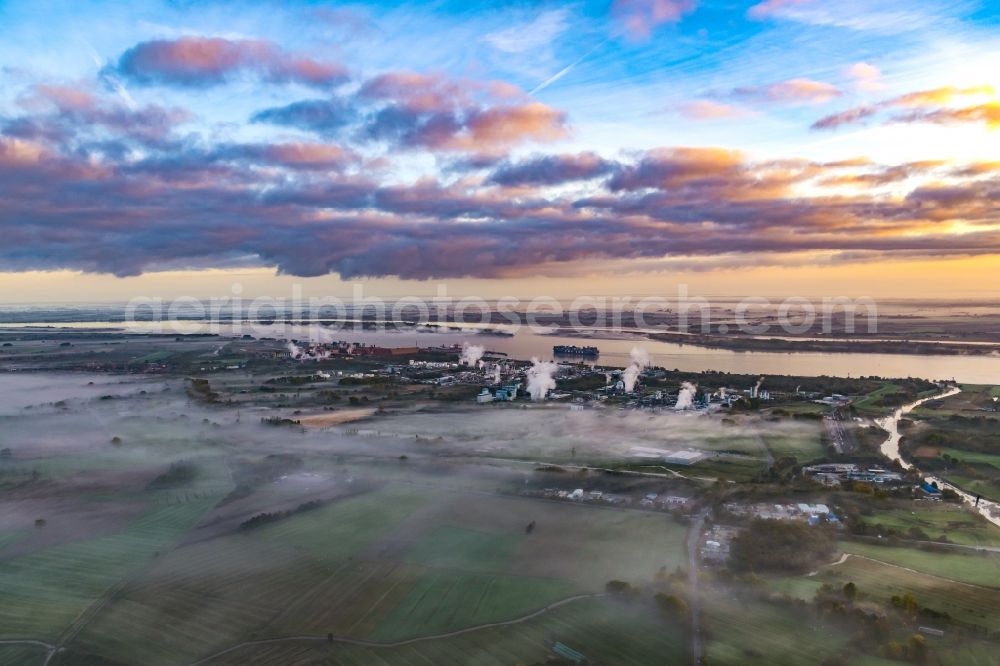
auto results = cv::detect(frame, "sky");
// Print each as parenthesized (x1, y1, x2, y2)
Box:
(0, 0, 998, 302)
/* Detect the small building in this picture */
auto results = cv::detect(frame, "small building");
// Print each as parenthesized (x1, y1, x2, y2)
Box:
(664, 450, 706, 465)
(551, 642, 586, 664)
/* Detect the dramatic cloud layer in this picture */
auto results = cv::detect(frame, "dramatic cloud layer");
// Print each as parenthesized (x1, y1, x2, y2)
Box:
(2, 98, 998, 279)
(2, 15, 998, 284)
(252, 71, 567, 154)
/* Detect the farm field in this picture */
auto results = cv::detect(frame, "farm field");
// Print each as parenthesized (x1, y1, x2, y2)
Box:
(942, 473, 1000, 503)
(853, 383, 905, 414)
(809, 552, 1000, 632)
(840, 541, 1000, 589)
(2, 359, 997, 666)
(198, 596, 688, 666)
(702, 591, 854, 665)
(57, 480, 690, 664)
(858, 504, 1000, 547)
(757, 423, 826, 461)
(0, 644, 48, 666)
(0, 494, 222, 642)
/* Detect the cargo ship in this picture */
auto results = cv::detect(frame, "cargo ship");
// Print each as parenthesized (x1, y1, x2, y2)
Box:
(553, 344, 599, 357)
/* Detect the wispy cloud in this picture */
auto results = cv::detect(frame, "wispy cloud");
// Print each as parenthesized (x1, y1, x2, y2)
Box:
(611, 0, 697, 39)
(813, 85, 998, 129)
(844, 62, 883, 92)
(677, 100, 747, 120)
(731, 78, 842, 105)
(483, 9, 570, 54)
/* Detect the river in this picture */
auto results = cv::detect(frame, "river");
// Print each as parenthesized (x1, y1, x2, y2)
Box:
(5, 320, 1000, 383)
(878, 387, 1000, 528)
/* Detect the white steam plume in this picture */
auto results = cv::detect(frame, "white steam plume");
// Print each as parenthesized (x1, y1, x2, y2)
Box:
(460, 342, 485, 367)
(493, 364, 502, 384)
(287, 341, 331, 361)
(622, 346, 651, 393)
(675, 382, 698, 410)
(526, 358, 558, 401)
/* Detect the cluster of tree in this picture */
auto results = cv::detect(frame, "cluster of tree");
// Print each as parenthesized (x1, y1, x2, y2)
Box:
(221, 454, 304, 505)
(239, 499, 324, 531)
(316, 390, 342, 403)
(260, 416, 301, 427)
(754, 456, 801, 484)
(605, 579, 640, 599)
(768, 409, 824, 421)
(338, 375, 392, 386)
(729, 519, 836, 574)
(604, 567, 690, 626)
(863, 389, 922, 410)
(879, 635, 928, 663)
(266, 375, 326, 386)
(186, 378, 219, 404)
(147, 460, 197, 489)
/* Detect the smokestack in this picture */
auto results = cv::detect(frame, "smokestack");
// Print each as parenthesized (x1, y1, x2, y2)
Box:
(675, 382, 697, 410)
(623, 347, 652, 393)
(460, 342, 485, 367)
(526, 358, 558, 401)
(752, 376, 764, 399)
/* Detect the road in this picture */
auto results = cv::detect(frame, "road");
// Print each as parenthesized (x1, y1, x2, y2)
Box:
(823, 409, 853, 454)
(687, 508, 710, 666)
(0, 639, 59, 665)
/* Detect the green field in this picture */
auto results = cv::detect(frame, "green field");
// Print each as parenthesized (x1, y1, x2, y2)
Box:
(809, 553, 1000, 631)
(59, 482, 690, 664)
(853, 383, 903, 414)
(936, 447, 1000, 468)
(703, 592, 854, 665)
(253, 485, 431, 560)
(403, 525, 522, 571)
(369, 570, 574, 641)
(200, 596, 688, 666)
(758, 425, 826, 462)
(943, 474, 1000, 503)
(859, 505, 1000, 548)
(0, 495, 222, 642)
(840, 541, 1000, 589)
(664, 455, 767, 482)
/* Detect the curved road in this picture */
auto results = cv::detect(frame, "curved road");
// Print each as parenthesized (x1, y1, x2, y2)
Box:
(0, 639, 58, 665)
